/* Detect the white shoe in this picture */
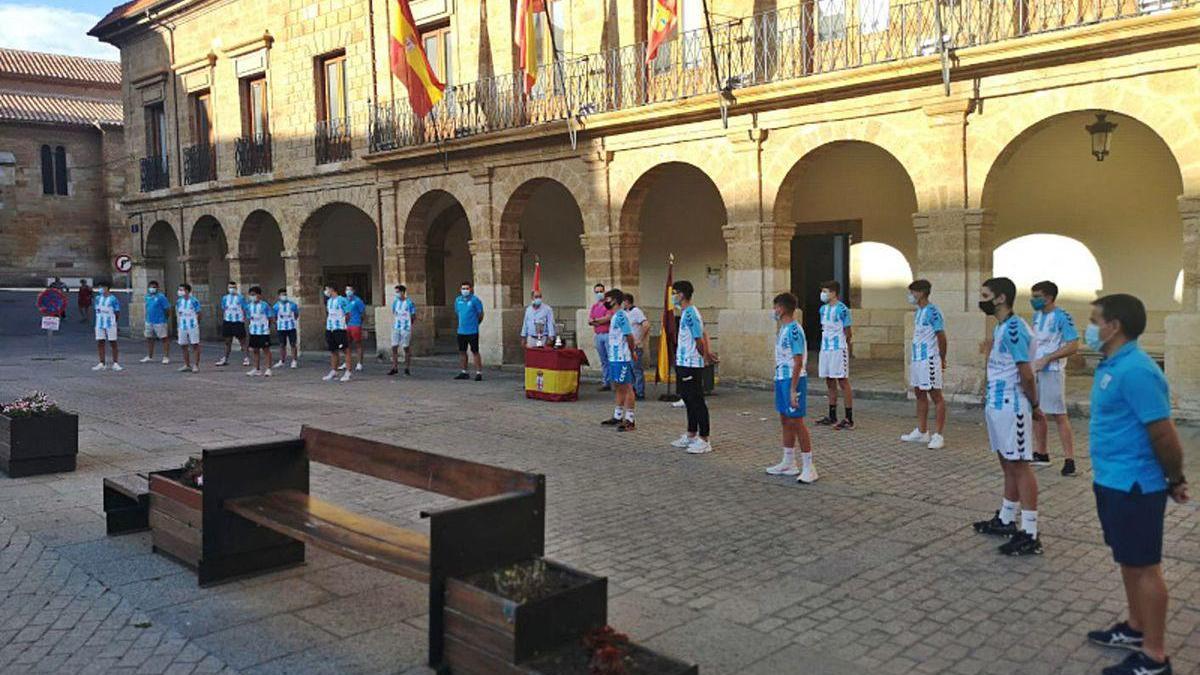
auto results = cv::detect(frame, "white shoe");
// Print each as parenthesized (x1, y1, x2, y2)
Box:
(91, 362, 107, 371)
(177, 365, 191, 372)
(686, 439, 712, 454)
(289, 360, 297, 369)
(354, 363, 363, 371)
(191, 365, 199, 373)
(671, 399, 686, 408)
(263, 368, 272, 377)
(215, 357, 228, 366)
(900, 428, 930, 443)
(322, 370, 337, 381)
(927, 434, 945, 450)
(798, 466, 819, 484)
(162, 357, 170, 365)
(246, 369, 261, 376)
(139, 356, 153, 363)
(242, 357, 251, 366)
(273, 360, 285, 368)
(337, 364, 346, 371)
(110, 363, 123, 372)
(767, 462, 800, 476)
(670, 434, 693, 449)
(339, 371, 352, 382)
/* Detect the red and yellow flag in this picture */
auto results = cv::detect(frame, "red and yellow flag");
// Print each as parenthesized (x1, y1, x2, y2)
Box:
(515, 0, 544, 94)
(389, 0, 444, 117)
(656, 254, 676, 384)
(646, 0, 678, 64)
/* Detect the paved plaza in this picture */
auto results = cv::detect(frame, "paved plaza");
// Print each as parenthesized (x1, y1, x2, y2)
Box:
(0, 326, 1197, 674)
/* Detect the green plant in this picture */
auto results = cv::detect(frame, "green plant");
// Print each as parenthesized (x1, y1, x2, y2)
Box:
(491, 558, 549, 603)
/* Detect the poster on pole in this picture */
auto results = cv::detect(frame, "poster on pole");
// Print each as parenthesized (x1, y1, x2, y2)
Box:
(41, 316, 61, 331)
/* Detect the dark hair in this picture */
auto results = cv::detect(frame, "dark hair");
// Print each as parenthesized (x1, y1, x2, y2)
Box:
(1092, 294, 1147, 340)
(982, 277, 1017, 307)
(461, 281, 473, 288)
(773, 292, 799, 313)
(228, 280, 237, 286)
(604, 288, 623, 303)
(277, 287, 288, 294)
(821, 280, 841, 295)
(908, 279, 931, 294)
(249, 285, 262, 295)
(325, 283, 339, 293)
(624, 293, 635, 305)
(593, 282, 605, 291)
(396, 284, 406, 292)
(180, 283, 192, 292)
(671, 280, 694, 299)
(148, 280, 159, 287)
(1031, 280, 1059, 300)
(96, 279, 111, 288)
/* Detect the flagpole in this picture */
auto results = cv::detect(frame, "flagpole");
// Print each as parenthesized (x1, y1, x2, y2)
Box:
(541, 3, 568, 103)
(699, 0, 723, 93)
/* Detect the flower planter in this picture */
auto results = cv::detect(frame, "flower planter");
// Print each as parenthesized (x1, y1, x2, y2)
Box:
(444, 558, 607, 674)
(523, 640, 699, 675)
(149, 468, 203, 568)
(0, 412, 78, 477)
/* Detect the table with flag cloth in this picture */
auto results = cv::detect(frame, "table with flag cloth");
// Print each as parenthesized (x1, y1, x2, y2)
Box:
(524, 347, 589, 401)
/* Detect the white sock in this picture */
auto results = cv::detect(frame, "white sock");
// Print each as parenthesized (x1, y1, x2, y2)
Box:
(781, 447, 795, 465)
(1021, 510, 1038, 537)
(613, 407, 624, 420)
(624, 409, 635, 422)
(999, 499, 1019, 525)
(800, 451, 813, 469)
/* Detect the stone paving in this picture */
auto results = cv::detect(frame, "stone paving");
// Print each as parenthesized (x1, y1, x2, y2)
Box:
(0, 331, 1197, 674)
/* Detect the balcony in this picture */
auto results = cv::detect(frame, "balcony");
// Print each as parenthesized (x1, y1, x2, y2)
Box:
(315, 117, 352, 165)
(182, 143, 216, 185)
(235, 134, 273, 176)
(139, 155, 169, 192)
(370, 0, 1194, 153)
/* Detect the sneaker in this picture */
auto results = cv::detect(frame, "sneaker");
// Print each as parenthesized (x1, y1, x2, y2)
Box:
(815, 416, 837, 426)
(900, 428, 930, 443)
(355, 363, 363, 372)
(474, 374, 482, 382)
(671, 399, 686, 408)
(686, 439, 713, 454)
(242, 357, 251, 366)
(1032, 452, 1051, 466)
(215, 357, 228, 366)
(191, 365, 199, 373)
(92, 363, 107, 371)
(1087, 621, 1144, 651)
(337, 364, 347, 371)
(833, 419, 855, 431)
(273, 360, 285, 368)
(404, 368, 411, 376)
(601, 418, 622, 426)
(290, 360, 297, 369)
(927, 434, 946, 450)
(110, 363, 123, 372)
(670, 434, 694, 448)
(139, 356, 153, 363)
(972, 511, 1018, 537)
(263, 368, 272, 377)
(339, 371, 352, 382)
(617, 421, 636, 432)
(454, 372, 470, 380)
(161, 357, 170, 365)
(246, 369, 261, 376)
(177, 365, 191, 372)
(797, 465, 819, 484)
(1101, 652, 1171, 675)
(322, 370, 337, 381)
(998, 531, 1043, 556)
(388, 368, 398, 376)
(1061, 459, 1077, 477)
(766, 462, 799, 476)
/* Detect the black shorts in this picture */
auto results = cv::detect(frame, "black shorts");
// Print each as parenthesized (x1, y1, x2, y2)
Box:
(325, 329, 348, 353)
(1094, 482, 1167, 567)
(248, 334, 271, 349)
(456, 333, 480, 354)
(278, 329, 297, 347)
(222, 321, 246, 338)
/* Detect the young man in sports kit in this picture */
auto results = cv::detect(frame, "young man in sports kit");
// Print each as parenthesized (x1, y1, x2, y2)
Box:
(600, 290, 638, 432)
(322, 285, 353, 382)
(244, 286, 275, 377)
(390, 284, 416, 376)
(140, 281, 172, 364)
(668, 280, 716, 455)
(344, 285, 367, 372)
(91, 281, 122, 371)
(764, 292, 817, 484)
(272, 289, 300, 369)
(900, 279, 948, 449)
(175, 284, 201, 373)
(815, 281, 855, 430)
(1029, 280, 1080, 475)
(216, 281, 250, 367)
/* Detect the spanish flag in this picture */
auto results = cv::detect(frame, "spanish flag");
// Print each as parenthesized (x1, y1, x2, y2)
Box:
(646, 0, 678, 64)
(389, 0, 444, 118)
(515, 0, 543, 94)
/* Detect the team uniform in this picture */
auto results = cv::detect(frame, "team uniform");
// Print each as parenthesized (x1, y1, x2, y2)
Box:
(176, 296, 202, 345)
(325, 296, 351, 352)
(606, 309, 635, 385)
(910, 303, 945, 391)
(985, 315, 1035, 461)
(246, 300, 274, 349)
(454, 293, 484, 353)
(774, 321, 808, 418)
(94, 294, 121, 341)
(818, 301, 851, 379)
(676, 306, 705, 370)
(346, 295, 367, 343)
(143, 292, 171, 339)
(273, 299, 299, 348)
(1032, 307, 1078, 416)
(391, 296, 416, 348)
(221, 293, 248, 338)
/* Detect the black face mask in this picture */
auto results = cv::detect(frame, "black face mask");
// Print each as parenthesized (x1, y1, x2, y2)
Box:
(978, 299, 996, 316)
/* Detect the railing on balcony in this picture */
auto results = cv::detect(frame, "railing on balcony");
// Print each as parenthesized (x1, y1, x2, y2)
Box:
(182, 143, 216, 184)
(315, 117, 353, 164)
(139, 155, 169, 192)
(235, 134, 273, 176)
(370, 0, 1193, 153)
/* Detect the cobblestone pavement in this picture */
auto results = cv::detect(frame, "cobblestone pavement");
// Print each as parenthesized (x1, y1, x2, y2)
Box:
(0, 333, 1196, 674)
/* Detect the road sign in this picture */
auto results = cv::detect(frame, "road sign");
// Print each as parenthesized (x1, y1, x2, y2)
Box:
(41, 316, 60, 331)
(36, 288, 67, 317)
(114, 255, 133, 273)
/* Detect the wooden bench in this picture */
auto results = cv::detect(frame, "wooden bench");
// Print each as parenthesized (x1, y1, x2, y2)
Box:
(200, 426, 545, 670)
(103, 473, 149, 535)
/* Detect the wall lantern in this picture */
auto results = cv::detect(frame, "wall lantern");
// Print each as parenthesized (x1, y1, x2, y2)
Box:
(1085, 113, 1117, 162)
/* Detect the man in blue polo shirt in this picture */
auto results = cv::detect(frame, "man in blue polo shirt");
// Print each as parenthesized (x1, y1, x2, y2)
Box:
(1084, 294, 1188, 675)
(140, 280, 172, 365)
(454, 281, 484, 381)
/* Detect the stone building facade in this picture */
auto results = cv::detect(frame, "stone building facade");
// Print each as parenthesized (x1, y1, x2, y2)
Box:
(0, 49, 125, 286)
(92, 0, 1200, 416)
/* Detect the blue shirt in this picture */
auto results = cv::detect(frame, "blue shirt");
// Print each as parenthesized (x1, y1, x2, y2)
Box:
(392, 297, 416, 331)
(986, 314, 1033, 410)
(221, 293, 247, 322)
(607, 309, 634, 363)
(1089, 341, 1171, 493)
(325, 296, 351, 330)
(273, 300, 299, 331)
(346, 295, 366, 327)
(144, 292, 171, 324)
(246, 300, 274, 336)
(675, 305, 705, 368)
(176, 296, 201, 331)
(94, 294, 120, 329)
(455, 294, 484, 335)
(911, 303, 944, 363)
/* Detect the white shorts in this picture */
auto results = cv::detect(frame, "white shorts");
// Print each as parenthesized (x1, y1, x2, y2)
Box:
(144, 323, 168, 339)
(391, 328, 412, 348)
(910, 358, 943, 391)
(1036, 369, 1067, 416)
(818, 349, 849, 379)
(95, 325, 117, 342)
(177, 327, 200, 345)
(985, 394, 1033, 461)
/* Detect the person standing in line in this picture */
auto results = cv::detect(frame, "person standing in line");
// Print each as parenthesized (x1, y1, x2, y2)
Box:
(245, 286, 275, 377)
(815, 280, 855, 430)
(140, 281, 172, 365)
(625, 293, 650, 401)
(91, 281, 122, 371)
(272, 288, 300, 369)
(345, 285, 367, 372)
(520, 290, 556, 348)
(765, 292, 818, 483)
(588, 283, 614, 391)
(1029, 280, 1080, 475)
(216, 281, 249, 367)
(667, 280, 717, 454)
(175, 283, 202, 373)
(1083, 294, 1187, 675)
(322, 284, 353, 382)
(389, 284, 416, 376)
(900, 279, 948, 449)
(600, 290, 638, 431)
(77, 279, 93, 324)
(454, 281, 485, 381)
(972, 277, 1045, 556)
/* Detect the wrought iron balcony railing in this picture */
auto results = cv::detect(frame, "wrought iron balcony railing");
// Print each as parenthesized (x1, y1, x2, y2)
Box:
(235, 134, 273, 176)
(182, 143, 217, 184)
(139, 155, 169, 192)
(315, 117, 353, 164)
(370, 0, 1192, 153)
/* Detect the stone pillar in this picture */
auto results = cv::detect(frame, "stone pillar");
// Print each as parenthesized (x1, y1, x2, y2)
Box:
(226, 255, 254, 290)
(1165, 195, 1200, 420)
(471, 237, 525, 365)
(282, 251, 323, 351)
(716, 222, 778, 382)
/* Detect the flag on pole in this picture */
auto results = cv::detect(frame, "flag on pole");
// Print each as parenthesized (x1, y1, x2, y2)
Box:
(531, 259, 542, 294)
(646, 0, 679, 64)
(515, 0, 544, 94)
(389, 0, 445, 117)
(656, 254, 676, 384)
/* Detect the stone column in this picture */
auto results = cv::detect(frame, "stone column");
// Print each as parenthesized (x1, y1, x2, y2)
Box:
(282, 251, 323, 351)
(717, 222, 779, 382)
(226, 255, 254, 290)
(471, 237, 525, 365)
(374, 185, 401, 358)
(1165, 195, 1200, 419)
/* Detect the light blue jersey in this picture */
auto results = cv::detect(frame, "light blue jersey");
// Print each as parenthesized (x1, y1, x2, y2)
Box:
(675, 305, 705, 368)
(607, 309, 634, 363)
(774, 321, 807, 381)
(392, 297, 416, 331)
(94, 294, 120, 329)
(819, 301, 851, 352)
(911, 303, 944, 362)
(273, 300, 299, 331)
(987, 314, 1033, 410)
(176, 296, 201, 331)
(144, 292, 171, 324)
(246, 300, 274, 336)
(1032, 307, 1079, 372)
(221, 293, 247, 322)
(326, 296, 350, 330)
(346, 294, 366, 327)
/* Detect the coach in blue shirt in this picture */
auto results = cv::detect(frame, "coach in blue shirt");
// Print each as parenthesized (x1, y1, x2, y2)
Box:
(1084, 293, 1188, 675)
(454, 281, 484, 381)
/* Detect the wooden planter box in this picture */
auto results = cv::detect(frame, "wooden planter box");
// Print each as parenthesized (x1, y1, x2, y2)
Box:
(149, 469, 203, 568)
(523, 641, 699, 675)
(0, 412, 78, 477)
(444, 559, 607, 675)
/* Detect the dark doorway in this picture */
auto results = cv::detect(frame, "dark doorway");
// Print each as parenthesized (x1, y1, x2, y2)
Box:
(322, 266, 372, 305)
(791, 233, 851, 350)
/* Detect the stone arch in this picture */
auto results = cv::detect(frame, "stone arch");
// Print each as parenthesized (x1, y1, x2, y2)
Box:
(993, 234, 1104, 304)
(499, 176, 587, 306)
(296, 202, 381, 306)
(142, 220, 181, 294)
(402, 188, 473, 352)
(237, 209, 287, 296)
(186, 215, 231, 338)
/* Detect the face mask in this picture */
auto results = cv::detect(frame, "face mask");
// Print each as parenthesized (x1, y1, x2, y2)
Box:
(771, 309, 782, 322)
(148, 287, 158, 295)
(595, 292, 604, 301)
(177, 290, 185, 297)
(345, 290, 354, 297)
(228, 288, 237, 295)
(672, 295, 681, 308)
(1084, 324, 1103, 351)
(251, 296, 261, 303)
(1031, 297, 1047, 311)
(324, 289, 332, 298)
(819, 291, 831, 303)
(279, 295, 287, 301)
(978, 299, 996, 316)
(461, 289, 471, 297)
(532, 298, 542, 307)
(906, 293, 917, 306)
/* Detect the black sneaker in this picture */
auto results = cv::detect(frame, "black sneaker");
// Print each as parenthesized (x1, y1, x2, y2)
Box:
(474, 373, 483, 382)
(815, 416, 837, 426)
(1061, 458, 1077, 476)
(601, 418, 622, 426)
(1032, 452, 1051, 466)
(404, 368, 411, 376)
(1087, 621, 1144, 651)
(972, 511, 1018, 537)
(1101, 652, 1171, 675)
(454, 372, 470, 380)
(387, 368, 398, 376)
(617, 421, 636, 432)
(833, 419, 855, 431)
(998, 531, 1043, 556)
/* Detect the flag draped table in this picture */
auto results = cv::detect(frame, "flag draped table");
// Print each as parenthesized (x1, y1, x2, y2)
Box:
(524, 347, 589, 402)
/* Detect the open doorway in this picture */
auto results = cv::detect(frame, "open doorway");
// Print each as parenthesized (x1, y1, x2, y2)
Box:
(791, 226, 852, 350)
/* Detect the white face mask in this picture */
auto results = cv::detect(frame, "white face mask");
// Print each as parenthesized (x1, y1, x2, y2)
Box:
(148, 287, 158, 294)
(906, 292, 917, 306)
(324, 289, 332, 298)
(460, 289, 471, 297)
(819, 291, 831, 303)
(345, 289, 354, 297)
(177, 290, 186, 297)
(250, 295, 259, 302)
(228, 288, 237, 295)
(279, 294, 287, 301)
(595, 292, 604, 301)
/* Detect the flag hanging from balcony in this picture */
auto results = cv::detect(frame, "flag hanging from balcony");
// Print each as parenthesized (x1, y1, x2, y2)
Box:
(389, 0, 445, 117)
(656, 254, 677, 384)
(646, 0, 678, 64)
(515, 0, 543, 94)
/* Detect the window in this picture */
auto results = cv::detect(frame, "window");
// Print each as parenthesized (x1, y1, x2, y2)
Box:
(650, 0, 703, 71)
(860, 0, 888, 34)
(533, 1, 566, 68)
(317, 52, 348, 122)
(817, 0, 847, 40)
(191, 91, 213, 146)
(145, 102, 168, 159)
(241, 76, 269, 138)
(39, 145, 68, 196)
(421, 24, 453, 88)
(40, 145, 53, 195)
